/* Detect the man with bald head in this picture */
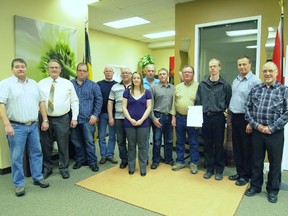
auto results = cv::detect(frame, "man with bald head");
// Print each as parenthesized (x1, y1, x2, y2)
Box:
(244, 62, 288, 203)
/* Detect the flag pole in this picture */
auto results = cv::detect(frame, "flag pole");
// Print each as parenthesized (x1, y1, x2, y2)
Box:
(280, 0, 284, 83)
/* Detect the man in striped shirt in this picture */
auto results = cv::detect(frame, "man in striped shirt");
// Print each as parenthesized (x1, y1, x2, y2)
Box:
(244, 61, 288, 203)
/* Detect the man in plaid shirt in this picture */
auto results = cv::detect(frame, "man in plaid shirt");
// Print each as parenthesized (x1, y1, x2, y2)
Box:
(244, 61, 288, 203)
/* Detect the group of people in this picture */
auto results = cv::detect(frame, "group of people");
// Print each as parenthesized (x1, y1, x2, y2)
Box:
(0, 57, 287, 204)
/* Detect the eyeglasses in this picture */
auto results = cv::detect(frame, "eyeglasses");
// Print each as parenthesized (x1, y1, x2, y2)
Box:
(77, 69, 88, 73)
(48, 66, 60, 70)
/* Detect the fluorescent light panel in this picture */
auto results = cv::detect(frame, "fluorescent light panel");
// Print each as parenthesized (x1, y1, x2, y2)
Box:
(226, 29, 258, 37)
(104, 17, 150, 29)
(143, 31, 175, 39)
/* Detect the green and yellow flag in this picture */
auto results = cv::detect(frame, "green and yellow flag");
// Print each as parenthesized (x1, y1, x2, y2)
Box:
(85, 27, 93, 80)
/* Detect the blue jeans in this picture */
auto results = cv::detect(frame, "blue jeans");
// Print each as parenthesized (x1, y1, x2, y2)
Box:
(175, 114, 199, 164)
(7, 122, 43, 187)
(70, 122, 97, 165)
(115, 119, 128, 163)
(152, 112, 173, 164)
(98, 113, 116, 158)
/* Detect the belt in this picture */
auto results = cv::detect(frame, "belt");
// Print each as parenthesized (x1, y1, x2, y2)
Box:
(176, 112, 187, 118)
(155, 111, 170, 115)
(10, 120, 36, 126)
(204, 112, 223, 116)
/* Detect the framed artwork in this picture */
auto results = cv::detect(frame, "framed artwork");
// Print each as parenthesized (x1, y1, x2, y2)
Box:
(15, 15, 77, 81)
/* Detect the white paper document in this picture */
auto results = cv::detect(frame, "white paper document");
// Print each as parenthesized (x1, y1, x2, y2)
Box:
(187, 105, 203, 127)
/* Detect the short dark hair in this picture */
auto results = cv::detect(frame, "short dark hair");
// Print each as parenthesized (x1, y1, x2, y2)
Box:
(182, 65, 194, 73)
(11, 58, 27, 69)
(237, 55, 251, 64)
(76, 62, 88, 71)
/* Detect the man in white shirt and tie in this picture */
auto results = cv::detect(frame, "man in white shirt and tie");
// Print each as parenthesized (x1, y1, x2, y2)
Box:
(38, 59, 79, 179)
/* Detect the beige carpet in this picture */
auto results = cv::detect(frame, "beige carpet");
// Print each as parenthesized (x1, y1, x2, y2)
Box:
(76, 164, 247, 216)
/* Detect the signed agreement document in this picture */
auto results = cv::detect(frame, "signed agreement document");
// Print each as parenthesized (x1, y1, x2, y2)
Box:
(187, 105, 203, 127)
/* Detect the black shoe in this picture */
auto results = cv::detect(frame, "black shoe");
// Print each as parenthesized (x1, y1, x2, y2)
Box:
(90, 163, 99, 172)
(119, 162, 128, 169)
(215, 173, 223, 181)
(150, 163, 158, 169)
(43, 170, 52, 179)
(203, 171, 214, 179)
(165, 160, 175, 166)
(107, 157, 118, 164)
(61, 171, 70, 179)
(267, 193, 278, 203)
(73, 162, 82, 169)
(228, 174, 240, 181)
(245, 187, 261, 197)
(141, 172, 146, 176)
(99, 157, 107, 164)
(33, 179, 50, 188)
(128, 170, 134, 175)
(235, 178, 248, 186)
(15, 186, 25, 197)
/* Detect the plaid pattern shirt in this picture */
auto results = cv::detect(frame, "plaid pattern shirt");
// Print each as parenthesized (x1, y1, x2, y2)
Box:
(245, 81, 288, 133)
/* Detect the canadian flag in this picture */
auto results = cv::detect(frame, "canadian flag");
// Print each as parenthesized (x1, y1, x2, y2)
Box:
(272, 17, 283, 83)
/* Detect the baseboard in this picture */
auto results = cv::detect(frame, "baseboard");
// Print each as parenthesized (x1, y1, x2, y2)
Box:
(0, 166, 11, 175)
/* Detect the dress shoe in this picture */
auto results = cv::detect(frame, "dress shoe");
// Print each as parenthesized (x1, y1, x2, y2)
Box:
(203, 171, 214, 179)
(43, 170, 52, 179)
(235, 178, 248, 186)
(61, 171, 70, 179)
(141, 172, 146, 176)
(128, 171, 134, 175)
(215, 173, 223, 181)
(165, 160, 175, 166)
(73, 162, 82, 169)
(33, 179, 50, 188)
(119, 162, 128, 169)
(15, 186, 25, 197)
(245, 187, 261, 197)
(267, 193, 278, 203)
(228, 174, 240, 181)
(107, 157, 118, 164)
(99, 157, 107, 164)
(90, 163, 99, 172)
(150, 163, 158, 169)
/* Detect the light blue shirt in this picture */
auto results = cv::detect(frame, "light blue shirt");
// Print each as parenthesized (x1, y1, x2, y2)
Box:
(229, 71, 261, 113)
(0, 75, 44, 122)
(143, 77, 159, 90)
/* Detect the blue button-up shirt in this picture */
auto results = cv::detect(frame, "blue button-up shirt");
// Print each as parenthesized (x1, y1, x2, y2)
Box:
(71, 78, 103, 124)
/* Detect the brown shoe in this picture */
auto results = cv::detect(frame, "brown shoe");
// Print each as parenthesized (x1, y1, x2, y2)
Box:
(107, 157, 118, 164)
(99, 157, 107, 164)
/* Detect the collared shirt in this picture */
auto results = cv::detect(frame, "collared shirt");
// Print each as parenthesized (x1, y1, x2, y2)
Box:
(245, 81, 288, 133)
(143, 77, 159, 90)
(150, 83, 174, 121)
(71, 78, 103, 124)
(38, 76, 79, 120)
(229, 71, 261, 113)
(171, 81, 199, 116)
(195, 77, 231, 113)
(0, 75, 44, 122)
(108, 82, 130, 119)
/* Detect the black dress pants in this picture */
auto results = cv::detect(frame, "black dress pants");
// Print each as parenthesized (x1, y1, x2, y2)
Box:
(231, 113, 252, 180)
(250, 129, 284, 194)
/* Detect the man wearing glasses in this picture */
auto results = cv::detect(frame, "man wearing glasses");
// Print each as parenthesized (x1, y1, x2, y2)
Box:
(71, 63, 103, 172)
(38, 59, 79, 179)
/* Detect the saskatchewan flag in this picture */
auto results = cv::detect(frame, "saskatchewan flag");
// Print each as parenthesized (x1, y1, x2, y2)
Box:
(85, 27, 93, 80)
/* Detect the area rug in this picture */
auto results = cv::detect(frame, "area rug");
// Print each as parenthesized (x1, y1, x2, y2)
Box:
(76, 164, 246, 216)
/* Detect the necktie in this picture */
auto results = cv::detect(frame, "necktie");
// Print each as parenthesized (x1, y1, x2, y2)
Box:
(48, 80, 55, 114)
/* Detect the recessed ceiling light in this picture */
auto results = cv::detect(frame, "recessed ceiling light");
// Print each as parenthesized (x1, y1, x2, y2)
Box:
(143, 31, 175, 39)
(104, 17, 150, 29)
(226, 29, 258, 37)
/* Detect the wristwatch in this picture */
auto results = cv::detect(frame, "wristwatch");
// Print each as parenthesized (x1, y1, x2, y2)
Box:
(43, 119, 49, 123)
